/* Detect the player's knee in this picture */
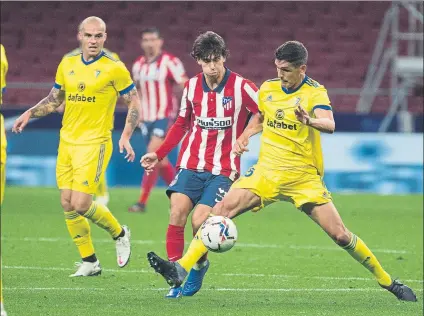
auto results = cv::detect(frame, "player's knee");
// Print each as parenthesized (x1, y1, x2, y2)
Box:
(71, 199, 92, 214)
(60, 199, 73, 212)
(169, 205, 189, 226)
(331, 227, 351, 247)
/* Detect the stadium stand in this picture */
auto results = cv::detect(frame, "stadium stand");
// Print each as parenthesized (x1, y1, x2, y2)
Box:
(0, 1, 422, 112)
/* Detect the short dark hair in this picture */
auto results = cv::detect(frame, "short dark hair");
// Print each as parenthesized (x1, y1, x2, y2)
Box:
(141, 27, 161, 38)
(190, 31, 229, 61)
(275, 41, 308, 67)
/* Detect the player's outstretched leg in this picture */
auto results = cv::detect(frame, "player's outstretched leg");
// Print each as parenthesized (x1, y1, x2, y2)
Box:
(306, 202, 417, 302)
(147, 252, 188, 287)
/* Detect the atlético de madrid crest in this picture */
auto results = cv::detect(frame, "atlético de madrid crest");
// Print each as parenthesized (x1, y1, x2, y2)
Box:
(222, 96, 233, 110)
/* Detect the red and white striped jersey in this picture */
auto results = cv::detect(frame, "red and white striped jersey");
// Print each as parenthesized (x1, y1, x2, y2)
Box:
(132, 51, 186, 122)
(176, 69, 259, 180)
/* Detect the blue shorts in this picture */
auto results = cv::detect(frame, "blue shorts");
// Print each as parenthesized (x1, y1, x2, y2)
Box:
(166, 169, 233, 207)
(140, 118, 170, 141)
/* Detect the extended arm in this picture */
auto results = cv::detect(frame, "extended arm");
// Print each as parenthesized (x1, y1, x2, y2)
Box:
(12, 87, 65, 132)
(156, 115, 191, 160)
(119, 87, 141, 162)
(233, 112, 264, 156)
(121, 87, 141, 139)
(30, 87, 65, 117)
(241, 112, 264, 138)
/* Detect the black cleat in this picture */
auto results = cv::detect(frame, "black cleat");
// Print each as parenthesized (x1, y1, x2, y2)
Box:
(381, 280, 417, 302)
(147, 252, 187, 287)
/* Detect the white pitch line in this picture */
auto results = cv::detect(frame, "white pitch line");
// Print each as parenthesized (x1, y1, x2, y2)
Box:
(2, 237, 416, 255)
(3, 265, 423, 283)
(6, 287, 422, 293)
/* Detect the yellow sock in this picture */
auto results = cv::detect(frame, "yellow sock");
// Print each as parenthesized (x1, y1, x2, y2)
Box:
(64, 211, 95, 258)
(343, 234, 392, 286)
(83, 202, 122, 239)
(177, 228, 208, 272)
(96, 174, 108, 197)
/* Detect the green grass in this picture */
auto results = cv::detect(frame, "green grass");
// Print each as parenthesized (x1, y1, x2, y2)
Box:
(2, 187, 423, 316)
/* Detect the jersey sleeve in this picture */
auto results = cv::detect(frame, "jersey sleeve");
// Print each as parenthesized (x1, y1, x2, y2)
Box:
(167, 56, 186, 84)
(310, 85, 332, 113)
(113, 61, 135, 95)
(54, 59, 65, 90)
(241, 80, 259, 113)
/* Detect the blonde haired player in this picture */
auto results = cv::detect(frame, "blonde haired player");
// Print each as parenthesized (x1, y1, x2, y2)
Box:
(147, 41, 417, 302)
(0, 43, 8, 316)
(13, 16, 141, 277)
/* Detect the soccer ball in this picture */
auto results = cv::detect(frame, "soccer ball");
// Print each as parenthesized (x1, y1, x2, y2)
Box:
(200, 216, 238, 253)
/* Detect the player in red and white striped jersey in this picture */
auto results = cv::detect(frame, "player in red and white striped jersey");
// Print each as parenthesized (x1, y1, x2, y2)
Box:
(141, 31, 263, 298)
(128, 28, 188, 213)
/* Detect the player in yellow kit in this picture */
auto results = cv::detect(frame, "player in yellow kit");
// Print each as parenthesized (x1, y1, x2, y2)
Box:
(13, 16, 141, 277)
(147, 41, 417, 302)
(0, 43, 9, 316)
(58, 46, 121, 206)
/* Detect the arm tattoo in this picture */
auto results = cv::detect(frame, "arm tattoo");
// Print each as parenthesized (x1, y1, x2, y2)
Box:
(121, 87, 137, 104)
(122, 88, 140, 132)
(30, 88, 65, 118)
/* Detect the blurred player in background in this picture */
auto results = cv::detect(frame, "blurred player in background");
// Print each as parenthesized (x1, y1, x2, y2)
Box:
(56, 45, 121, 206)
(141, 31, 261, 297)
(0, 42, 9, 316)
(12, 16, 140, 277)
(147, 41, 418, 302)
(128, 27, 188, 213)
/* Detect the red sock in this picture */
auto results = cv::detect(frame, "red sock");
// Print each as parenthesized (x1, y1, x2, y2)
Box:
(160, 161, 176, 185)
(193, 230, 208, 264)
(166, 224, 185, 261)
(138, 169, 159, 205)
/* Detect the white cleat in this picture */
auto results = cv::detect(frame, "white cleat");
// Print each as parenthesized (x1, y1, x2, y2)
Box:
(116, 225, 131, 268)
(69, 260, 102, 277)
(95, 193, 110, 206)
(1, 302, 7, 316)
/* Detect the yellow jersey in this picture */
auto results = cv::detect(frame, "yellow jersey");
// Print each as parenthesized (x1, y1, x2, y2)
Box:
(257, 76, 331, 176)
(0, 44, 8, 105)
(55, 50, 134, 144)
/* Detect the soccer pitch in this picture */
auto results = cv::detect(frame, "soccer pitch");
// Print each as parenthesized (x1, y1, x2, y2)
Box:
(2, 187, 423, 315)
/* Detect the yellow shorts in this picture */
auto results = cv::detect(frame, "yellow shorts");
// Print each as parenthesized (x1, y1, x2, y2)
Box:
(1, 114, 7, 205)
(56, 139, 112, 194)
(232, 163, 332, 211)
